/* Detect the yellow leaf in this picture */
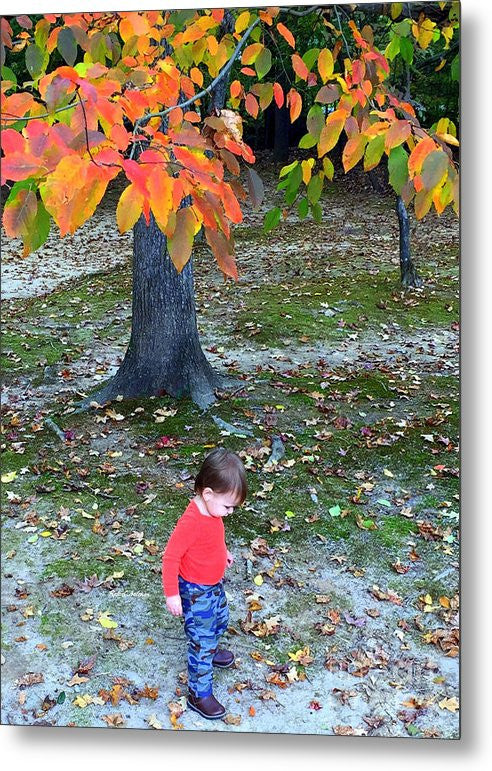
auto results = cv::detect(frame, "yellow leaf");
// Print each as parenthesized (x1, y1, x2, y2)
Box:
(235, 10, 250, 34)
(1, 471, 17, 483)
(73, 694, 93, 708)
(383, 468, 394, 477)
(253, 574, 264, 586)
(98, 612, 118, 629)
(436, 132, 460, 147)
(40, 530, 52, 537)
(423, 593, 433, 605)
(116, 184, 144, 234)
(318, 48, 334, 83)
(438, 696, 459, 712)
(285, 510, 296, 518)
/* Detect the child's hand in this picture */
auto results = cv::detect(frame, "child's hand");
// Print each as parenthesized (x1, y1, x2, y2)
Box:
(226, 549, 234, 567)
(166, 595, 183, 616)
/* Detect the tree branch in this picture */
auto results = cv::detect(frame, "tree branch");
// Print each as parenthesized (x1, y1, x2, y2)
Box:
(129, 16, 262, 160)
(1, 97, 81, 125)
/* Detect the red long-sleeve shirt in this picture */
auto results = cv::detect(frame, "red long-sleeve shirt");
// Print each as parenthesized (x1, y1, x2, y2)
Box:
(162, 499, 227, 597)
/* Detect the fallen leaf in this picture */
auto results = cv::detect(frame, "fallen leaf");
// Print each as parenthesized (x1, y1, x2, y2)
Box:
(438, 696, 459, 712)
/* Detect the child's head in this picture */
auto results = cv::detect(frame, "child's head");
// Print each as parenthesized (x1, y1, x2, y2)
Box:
(195, 448, 247, 518)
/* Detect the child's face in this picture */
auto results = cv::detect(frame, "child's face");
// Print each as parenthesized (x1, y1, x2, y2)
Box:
(201, 488, 240, 518)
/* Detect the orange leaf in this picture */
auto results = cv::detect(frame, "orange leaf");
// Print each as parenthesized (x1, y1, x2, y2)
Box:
(292, 54, 309, 81)
(384, 119, 411, 152)
(277, 22, 295, 49)
(318, 109, 347, 157)
(182, 111, 199, 125)
(245, 93, 259, 119)
(167, 207, 197, 273)
(242, 43, 263, 66)
(408, 137, 436, 176)
(342, 133, 368, 172)
(147, 166, 174, 233)
(230, 80, 242, 99)
(287, 89, 302, 122)
(2, 188, 37, 240)
(205, 227, 238, 280)
(190, 67, 203, 87)
(249, 706, 256, 717)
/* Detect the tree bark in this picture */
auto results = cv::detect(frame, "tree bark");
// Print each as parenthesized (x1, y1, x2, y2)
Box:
(396, 195, 423, 288)
(84, 213, 229, 410)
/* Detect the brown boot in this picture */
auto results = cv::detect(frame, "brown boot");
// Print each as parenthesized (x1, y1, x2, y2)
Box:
(187, 692, 226, 720)
(212, 648, 234, 668)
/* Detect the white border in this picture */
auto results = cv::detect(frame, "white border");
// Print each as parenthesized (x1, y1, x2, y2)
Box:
(1, 0, 490, 767)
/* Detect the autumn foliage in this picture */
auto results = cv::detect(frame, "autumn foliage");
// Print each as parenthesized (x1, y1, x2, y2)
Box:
(1, 7, 459, 273)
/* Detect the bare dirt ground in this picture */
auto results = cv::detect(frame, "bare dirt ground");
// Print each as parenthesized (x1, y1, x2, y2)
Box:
(1, 161, 460, 737)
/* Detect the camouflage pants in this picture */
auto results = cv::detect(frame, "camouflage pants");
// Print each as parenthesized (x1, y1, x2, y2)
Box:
(178, 575, 229, 698)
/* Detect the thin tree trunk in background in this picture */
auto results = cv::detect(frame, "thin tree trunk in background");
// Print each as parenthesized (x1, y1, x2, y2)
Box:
(397, 195, 423, 288)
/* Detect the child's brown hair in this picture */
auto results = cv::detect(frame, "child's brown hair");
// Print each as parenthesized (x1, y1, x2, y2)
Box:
(195, 448, 247, 504)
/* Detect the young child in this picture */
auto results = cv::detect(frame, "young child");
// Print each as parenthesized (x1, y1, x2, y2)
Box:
(162, 447, 247, 720)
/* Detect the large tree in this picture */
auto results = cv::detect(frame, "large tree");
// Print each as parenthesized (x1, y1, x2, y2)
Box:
(1, 6, 459, 407)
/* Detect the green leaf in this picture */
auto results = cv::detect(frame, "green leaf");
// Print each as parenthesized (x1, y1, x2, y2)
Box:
(298, 197, 309, 219)
(328, 504, 341, 517)
(57, 26, 78, 66)
(57, 691, 66, 704)
(25, 44, 44, 78)
(399, 36, 413, 64)
(322, 157, 334, 180)
(255, 46, 272, 80)
(287, 164, 303, 195)
(279, 160, 298, 178)
(388, 145, 409, 195)
(307, 174, 323, 205)
(376, 499, 391, 508)
(421, 149, 448, 190)
(306, 104, 325, 142)
(310, 201, 322, 223)
(5, 178, 37, 207)
(393, 19, 411, 36)
(263, 207, 282, 233)
(30, 199, 51, 253)
(302, 47, 320, 71)
(385, 35, 400, 61)
(364, 133, 385, 171)
(34, 18, 50, 50)
(1, 65, 17, 87)
(298, 133, 317, 149)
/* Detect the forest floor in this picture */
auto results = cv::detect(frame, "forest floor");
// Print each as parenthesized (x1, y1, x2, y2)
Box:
(1, 157, 460, 738)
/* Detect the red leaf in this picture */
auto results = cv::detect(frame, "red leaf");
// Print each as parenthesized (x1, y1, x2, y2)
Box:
(273, 82, 284, 109)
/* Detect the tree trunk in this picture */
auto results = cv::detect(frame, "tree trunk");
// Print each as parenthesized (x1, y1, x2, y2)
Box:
(81, 12, 240, 412)
(83, 213, 231, 410)
(396, 195, 423, 288)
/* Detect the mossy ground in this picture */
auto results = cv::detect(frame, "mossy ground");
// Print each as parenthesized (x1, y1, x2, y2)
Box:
(1, 173, 459, 736)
